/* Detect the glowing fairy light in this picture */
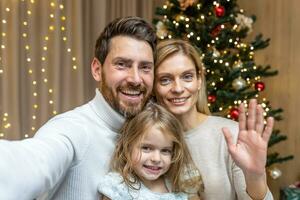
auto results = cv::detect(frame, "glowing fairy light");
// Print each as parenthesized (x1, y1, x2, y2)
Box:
(1, 0, 79, 138)
(0, 5, 13, 137)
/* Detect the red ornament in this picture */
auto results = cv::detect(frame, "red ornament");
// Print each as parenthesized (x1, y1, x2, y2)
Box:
(215, 5, 225, 17)
(230, 107, 239, 120)
(210, 25, 222, 37)
(255, 82, 265, 91)
(208, 94, 216, 103)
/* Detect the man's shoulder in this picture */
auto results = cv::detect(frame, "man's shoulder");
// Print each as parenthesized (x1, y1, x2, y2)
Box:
(34, 101, 97, 136)
(47, 101, 95, 125)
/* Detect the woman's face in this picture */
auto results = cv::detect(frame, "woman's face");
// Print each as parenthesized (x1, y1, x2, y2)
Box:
(154, 53, 201, 117)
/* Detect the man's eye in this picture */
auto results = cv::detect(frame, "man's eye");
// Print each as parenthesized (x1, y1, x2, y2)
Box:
(140, 65, 152, 72)
(117, 62, 124, 66)
(116, 61, 126, 68)
(160, 77, 171, 85)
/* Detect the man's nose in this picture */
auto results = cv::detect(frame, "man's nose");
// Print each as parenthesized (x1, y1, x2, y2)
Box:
(127, 67, 142, 85)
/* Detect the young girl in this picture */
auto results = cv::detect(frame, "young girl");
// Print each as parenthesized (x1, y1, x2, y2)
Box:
(98, 103, 203, 200)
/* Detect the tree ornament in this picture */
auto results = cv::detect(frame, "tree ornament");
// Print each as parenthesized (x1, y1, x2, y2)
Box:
(255, 81, 265, 91)
(210, 25, 222, 37)
(232, 60, 243, 69)
(268, 167, 282, 179)
(208, 94, 216, 103)
(212, 47, 220, 57)
(232, 77, 246, 90)
(156, 21, 168, 38)
(235, 13, 253, 33)
(178, 0, 198, 10)
(230, 107, 239, 120)
(215, 5, 225, 17)
(175, 14, 184, 21)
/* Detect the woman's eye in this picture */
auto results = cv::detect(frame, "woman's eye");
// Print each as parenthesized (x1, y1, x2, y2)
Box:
(160, 77, 171, 85)
(182, 73, 193, 81)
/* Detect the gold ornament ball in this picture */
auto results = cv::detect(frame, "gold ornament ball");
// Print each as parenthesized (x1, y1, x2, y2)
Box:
(175, 14, 184, 21)
(232, 77, 246, 90)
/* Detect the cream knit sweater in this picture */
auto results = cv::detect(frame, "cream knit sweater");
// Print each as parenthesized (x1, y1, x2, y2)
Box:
(185, 116, 273, 200)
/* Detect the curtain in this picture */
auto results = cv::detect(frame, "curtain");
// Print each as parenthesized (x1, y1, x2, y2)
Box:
(0, 0, 164, 140)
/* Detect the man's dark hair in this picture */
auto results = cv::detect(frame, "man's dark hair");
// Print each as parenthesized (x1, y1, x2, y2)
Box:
(95, 16, 157, 64)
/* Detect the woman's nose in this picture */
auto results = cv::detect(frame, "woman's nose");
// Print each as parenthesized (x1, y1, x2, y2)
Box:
(171, 79, 184, 93)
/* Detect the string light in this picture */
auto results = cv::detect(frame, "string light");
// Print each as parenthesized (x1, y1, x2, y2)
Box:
(19, 0, 36, 137)
(17, 0, 78, 137)
(0, 5, 13, 138)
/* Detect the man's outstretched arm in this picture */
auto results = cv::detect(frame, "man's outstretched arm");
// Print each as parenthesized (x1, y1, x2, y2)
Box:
(0, 134, 74, 200)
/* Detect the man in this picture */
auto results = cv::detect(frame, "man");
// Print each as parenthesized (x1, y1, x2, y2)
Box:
(0, 16, 157, 199)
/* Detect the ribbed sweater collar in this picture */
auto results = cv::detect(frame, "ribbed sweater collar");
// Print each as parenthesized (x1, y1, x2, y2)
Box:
(89, 89, 125, 132)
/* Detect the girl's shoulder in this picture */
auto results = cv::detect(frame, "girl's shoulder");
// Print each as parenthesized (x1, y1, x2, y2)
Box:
(99, 171, 124, 186)
(98, 172, 130, 200)
(98, 172, 188, 200)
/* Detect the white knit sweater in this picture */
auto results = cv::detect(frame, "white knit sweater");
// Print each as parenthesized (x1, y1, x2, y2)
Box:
(0, 89, 124, 200)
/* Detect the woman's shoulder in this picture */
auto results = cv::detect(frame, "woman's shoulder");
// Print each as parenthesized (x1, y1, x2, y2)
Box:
(206, 115, 238, 127)
(189, 115, 239, 139)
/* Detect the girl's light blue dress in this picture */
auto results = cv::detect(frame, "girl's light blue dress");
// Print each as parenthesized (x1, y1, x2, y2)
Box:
(98, 172, 188, 200)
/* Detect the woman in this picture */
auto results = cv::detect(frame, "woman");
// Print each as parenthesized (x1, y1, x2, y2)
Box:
(154, 39, 274, 200)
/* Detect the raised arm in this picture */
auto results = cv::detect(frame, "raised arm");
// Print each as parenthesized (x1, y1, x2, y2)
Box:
(222, 99, 274, 199)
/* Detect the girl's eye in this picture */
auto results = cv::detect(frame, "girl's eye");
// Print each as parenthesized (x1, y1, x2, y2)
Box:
(161, 149, 172, 155)
(159, 77, 171, 85)
(141, 146, 151, 152)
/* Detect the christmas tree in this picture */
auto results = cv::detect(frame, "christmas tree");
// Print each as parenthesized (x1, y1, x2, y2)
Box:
(153, 0, 293, 177)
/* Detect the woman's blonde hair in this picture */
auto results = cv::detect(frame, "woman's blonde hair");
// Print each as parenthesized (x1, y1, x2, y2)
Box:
(111, 103, 203, 195)
(155, 39, 211, 115)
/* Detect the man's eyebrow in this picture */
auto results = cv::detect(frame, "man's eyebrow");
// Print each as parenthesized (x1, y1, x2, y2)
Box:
(112, 57, 131, 62)
(140, 61, 154, 66)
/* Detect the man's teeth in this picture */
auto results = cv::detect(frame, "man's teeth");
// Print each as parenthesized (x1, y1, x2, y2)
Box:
(122, 90, 141, 95)
(170, 98, 187, 103)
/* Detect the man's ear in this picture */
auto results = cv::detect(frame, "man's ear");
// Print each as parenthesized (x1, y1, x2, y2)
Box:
(91, 57, 102, 81)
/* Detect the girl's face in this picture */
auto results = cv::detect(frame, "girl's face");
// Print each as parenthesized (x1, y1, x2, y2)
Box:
(154, 53, 201, 117)
(131, 125, 173, 185)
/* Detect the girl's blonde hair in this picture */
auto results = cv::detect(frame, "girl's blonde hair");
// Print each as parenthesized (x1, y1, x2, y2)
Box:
(111, 103, 203, 195)
(155, 39, 211, 115)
